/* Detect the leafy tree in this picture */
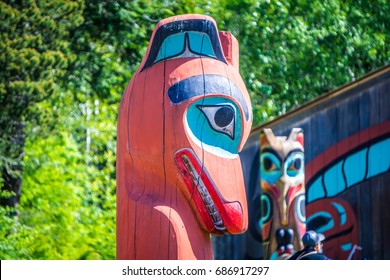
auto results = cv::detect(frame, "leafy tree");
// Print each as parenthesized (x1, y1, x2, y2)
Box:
(16, 128, 115, 259)
(0, 0, 84, 209)
(0, 0, 85, 259)
(212, 0, 390, 124)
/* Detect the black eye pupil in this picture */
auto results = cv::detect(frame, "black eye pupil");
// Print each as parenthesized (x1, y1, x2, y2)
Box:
(214, 106, 234, 127)
(294, 159, 302, 170)
(263, 157, 272, 171)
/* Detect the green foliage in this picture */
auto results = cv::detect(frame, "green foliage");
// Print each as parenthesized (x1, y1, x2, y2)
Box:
(0, 0, 84, 115)
(4, 128, 116, 259)
(0, 0, 84, 209)
(19, 133, 86, 259)
(0, 207, 34, 259)
(212, 0, 390, 124)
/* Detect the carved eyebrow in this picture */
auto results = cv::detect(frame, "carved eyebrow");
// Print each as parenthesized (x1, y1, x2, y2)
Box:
(142, 19, 227, 71)
(153, 32, 217, 64)
(261, 148, 283, 163)
(167, 74, 250, 121)
(285, 148, 304, 160)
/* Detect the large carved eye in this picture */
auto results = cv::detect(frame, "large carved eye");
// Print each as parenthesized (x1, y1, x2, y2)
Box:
(186, 97, 243, 156)
(263, 156, 278, 172)
(196, 104, 235, 139)
(286, 152, 304, 177)
(260, 152, 281, 184)
(293, 158, 302, 170)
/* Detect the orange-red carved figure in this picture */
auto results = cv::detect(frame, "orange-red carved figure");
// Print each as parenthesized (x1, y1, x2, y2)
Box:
(116, 14, 252, 259)
(260, 128, 305, 259)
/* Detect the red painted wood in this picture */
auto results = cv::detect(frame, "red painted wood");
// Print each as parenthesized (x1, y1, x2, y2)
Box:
(116, 14, 252, 259)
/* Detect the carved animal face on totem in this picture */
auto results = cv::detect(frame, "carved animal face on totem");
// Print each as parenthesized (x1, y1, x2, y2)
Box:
(117, 13, 252, 247)
(165, 18, 252, 235)
(260, 128, 305, 259)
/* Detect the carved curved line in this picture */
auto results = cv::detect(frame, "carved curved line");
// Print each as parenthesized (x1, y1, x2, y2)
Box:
(364, 146, 370, 180)
(142, 19, 227, 71)
(307, 133, 390, 203)
(167, 74, 249, 120)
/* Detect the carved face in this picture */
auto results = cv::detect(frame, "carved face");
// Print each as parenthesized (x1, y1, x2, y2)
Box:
(118, 15, 252, 236)
(260, 128, 306, 258)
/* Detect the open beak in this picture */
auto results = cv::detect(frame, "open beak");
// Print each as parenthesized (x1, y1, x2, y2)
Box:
(175, 148, 245, 235)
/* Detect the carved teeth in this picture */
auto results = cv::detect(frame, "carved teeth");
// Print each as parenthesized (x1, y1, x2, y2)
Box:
(181, 155, 229, 234)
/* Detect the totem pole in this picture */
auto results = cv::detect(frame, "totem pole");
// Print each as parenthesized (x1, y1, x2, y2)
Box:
(116, 14, 252, 259)
(260, 128, 305, 259)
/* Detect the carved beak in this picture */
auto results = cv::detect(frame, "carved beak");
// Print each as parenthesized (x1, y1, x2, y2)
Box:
(175, 148, 245, 235)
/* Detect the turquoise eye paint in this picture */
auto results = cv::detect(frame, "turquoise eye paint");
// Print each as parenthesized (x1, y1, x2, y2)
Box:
(186, 97, 242, 156)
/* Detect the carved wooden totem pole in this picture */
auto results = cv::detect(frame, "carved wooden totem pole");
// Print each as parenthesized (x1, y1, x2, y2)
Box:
(116, 14, 252, 259)
(260, 128, 305, 259)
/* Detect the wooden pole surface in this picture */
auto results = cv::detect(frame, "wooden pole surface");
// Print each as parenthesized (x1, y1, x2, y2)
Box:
(116, 14, 252, 259)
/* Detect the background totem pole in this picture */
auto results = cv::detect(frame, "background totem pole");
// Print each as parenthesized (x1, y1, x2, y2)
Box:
(116, 14, 252, 259)
(260, 128, 305, 259)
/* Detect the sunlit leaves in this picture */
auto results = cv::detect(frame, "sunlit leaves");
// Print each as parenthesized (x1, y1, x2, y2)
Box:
(209, 0, 390, 124)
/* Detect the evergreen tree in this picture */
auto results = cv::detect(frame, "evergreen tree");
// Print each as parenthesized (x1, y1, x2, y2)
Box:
(0, 0, 84, 209)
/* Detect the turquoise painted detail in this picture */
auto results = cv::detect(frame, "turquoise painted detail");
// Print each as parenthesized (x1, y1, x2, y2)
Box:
(308, 137, 390, 201)
(270, 251, 278, 260)
(344, 149, 367, 187)
(186, 97, 242, 155)
(155, 31, 216, 63)
(188, 32, 216, 57)
(331, 202, 347, 225)
(286, 152, 304, 177)
(260, 194, 271, 226)
(367, 138, 390, 178)
(341, 243, 352, 251)
(155, 33, 185, 62)
(307, 176, 325, 203)
(307, 211, 334, 232)
(260, 153, 282, 185)
(323, 161, 345, 197)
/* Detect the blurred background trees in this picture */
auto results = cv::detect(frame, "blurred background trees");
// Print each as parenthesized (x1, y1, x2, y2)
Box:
(0, 0, 389, 259)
